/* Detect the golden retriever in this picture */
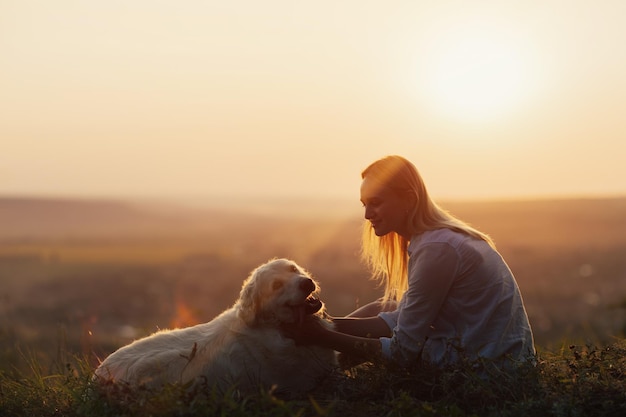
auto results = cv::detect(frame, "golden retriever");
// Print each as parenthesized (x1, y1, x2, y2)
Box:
(94, 258, 336, 394)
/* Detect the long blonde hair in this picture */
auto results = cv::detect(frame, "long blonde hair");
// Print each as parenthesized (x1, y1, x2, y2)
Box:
(360, 155, 495, 303)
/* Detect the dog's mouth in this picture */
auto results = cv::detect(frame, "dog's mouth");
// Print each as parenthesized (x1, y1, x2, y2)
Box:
(303, 295, 322, 315)
(288, 295, 323, 324)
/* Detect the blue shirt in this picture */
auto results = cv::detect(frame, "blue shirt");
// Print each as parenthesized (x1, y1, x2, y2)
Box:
(379, 228, 535, 367)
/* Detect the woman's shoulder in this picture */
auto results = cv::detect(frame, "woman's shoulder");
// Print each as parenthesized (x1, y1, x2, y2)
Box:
(414, 228, 464, 241)
(410, 228, 470, 249)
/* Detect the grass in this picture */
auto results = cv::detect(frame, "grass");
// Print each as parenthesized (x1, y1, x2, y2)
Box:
(1, 340, 625, 417)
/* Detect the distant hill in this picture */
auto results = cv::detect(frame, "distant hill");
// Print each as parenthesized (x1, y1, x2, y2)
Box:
(0, 197, 252, 240)
(443, 197, 626, 249)
(1, 195, 625, 249)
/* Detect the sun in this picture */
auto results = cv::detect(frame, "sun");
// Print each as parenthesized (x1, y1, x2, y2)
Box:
(419, 24, 538, 124)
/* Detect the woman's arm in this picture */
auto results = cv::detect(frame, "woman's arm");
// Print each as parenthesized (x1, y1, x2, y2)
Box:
(332, 316, 392, 338)
(380, 242, 459, 363)
(283, 317, 384, 365)
(317, 328, 383, 365)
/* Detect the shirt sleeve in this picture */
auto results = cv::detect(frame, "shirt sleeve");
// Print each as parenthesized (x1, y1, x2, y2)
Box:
(379, 242, 460, 364)
(378, 308, 399, 330)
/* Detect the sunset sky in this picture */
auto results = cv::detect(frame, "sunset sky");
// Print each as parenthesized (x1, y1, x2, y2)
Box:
(1, 0, 625, 203)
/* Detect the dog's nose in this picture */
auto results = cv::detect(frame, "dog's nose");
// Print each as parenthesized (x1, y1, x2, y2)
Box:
(299, 278, 315, 293)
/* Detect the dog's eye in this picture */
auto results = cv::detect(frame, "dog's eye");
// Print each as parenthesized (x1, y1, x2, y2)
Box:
(290, 265, 298, 273)
(272, 280, 284, 291)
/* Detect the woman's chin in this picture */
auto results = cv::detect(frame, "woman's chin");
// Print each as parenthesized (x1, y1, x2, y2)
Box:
(373, 227, 390, 237)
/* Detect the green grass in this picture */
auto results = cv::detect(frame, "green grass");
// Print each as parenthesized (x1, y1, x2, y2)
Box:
(1, 340, 625, 417)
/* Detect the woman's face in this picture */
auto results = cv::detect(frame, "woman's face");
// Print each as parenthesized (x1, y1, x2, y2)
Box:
(360, 176, 410, 238)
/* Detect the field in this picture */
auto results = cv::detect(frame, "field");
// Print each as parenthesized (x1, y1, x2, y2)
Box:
(1, 196, 625, 416)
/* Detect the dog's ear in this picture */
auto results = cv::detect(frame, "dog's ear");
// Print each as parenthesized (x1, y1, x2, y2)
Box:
(237, 273, 261, 325)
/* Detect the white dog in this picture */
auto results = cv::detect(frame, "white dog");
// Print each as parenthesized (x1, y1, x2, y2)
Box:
(94, 258, 336, 394)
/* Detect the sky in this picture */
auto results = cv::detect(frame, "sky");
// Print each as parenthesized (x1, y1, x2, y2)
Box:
(1, 0, 625, 203)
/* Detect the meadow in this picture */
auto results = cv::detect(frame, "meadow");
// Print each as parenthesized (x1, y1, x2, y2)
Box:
(1, 196, 625, 416)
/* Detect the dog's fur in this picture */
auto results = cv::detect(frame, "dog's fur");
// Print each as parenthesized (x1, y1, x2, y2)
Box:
(94, 258, 336, 394)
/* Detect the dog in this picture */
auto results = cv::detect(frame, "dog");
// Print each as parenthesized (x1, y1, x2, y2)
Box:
(93, 258, 337, 394)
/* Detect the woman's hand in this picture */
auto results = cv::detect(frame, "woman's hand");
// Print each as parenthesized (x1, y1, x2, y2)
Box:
(282, 316, 384, 366)
(281, 315, 330, 346)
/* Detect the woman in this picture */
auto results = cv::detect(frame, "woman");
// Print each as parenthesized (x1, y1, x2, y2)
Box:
(288, 155, 535, 370)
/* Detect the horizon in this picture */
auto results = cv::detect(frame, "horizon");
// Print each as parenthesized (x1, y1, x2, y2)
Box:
(2, 189, 625, 210)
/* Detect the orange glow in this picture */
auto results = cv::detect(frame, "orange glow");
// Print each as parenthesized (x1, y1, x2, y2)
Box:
(170, 297, 200, 329)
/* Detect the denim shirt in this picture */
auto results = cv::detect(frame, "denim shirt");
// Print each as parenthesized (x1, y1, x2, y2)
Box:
(378, 228, 535, 367)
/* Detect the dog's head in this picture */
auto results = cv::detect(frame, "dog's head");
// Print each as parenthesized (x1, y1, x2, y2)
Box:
(237, 258, 324, 326)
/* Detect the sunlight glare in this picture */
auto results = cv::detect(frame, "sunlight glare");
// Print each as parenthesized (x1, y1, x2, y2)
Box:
(421, 24, 538, 124)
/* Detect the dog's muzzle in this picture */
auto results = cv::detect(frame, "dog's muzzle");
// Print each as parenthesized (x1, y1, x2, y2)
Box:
(289, 277, 323, 323)
(298, 277, 322, 314)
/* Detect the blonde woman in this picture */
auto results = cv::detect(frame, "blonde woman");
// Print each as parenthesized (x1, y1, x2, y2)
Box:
(286, 155, 535, 370)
